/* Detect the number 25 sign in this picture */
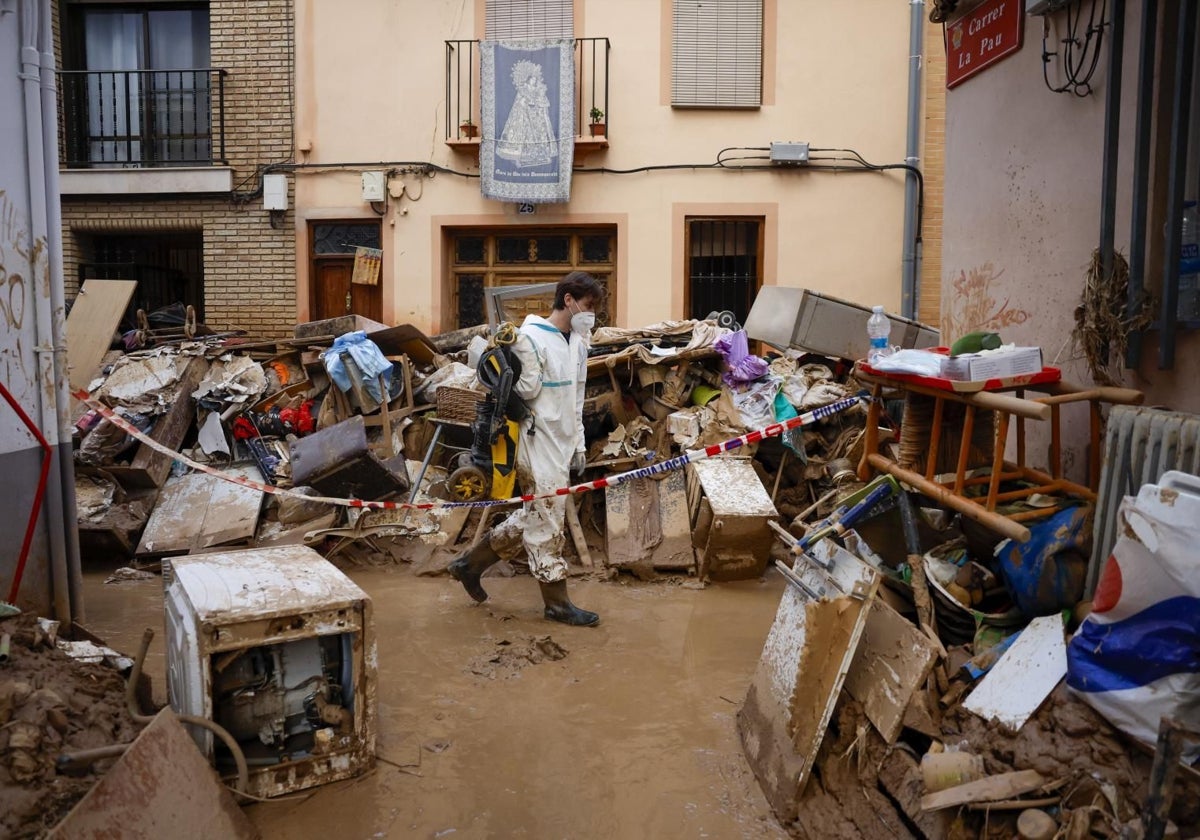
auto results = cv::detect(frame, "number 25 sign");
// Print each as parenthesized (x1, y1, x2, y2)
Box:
(946, 0, 1024, 89)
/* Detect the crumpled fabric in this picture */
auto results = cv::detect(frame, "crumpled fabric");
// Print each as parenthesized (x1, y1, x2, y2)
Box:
(714, 329, 769, 385)
(322, 331, 394, 404)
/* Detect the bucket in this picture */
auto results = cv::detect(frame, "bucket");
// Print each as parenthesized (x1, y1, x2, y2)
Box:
(691, 384, 720, 406)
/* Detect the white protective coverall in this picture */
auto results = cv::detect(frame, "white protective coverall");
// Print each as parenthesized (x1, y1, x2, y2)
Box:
(488, 314, 588, 582)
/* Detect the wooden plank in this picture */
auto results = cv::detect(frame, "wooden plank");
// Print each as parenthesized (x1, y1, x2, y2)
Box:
(843, 600, 939, 744)
(66, 279, 137, 393)
(737, 551, 880, 823)
(106, 355, 209, 489)
(920, 769, 1049, 812)
(135, 464, 264, 557)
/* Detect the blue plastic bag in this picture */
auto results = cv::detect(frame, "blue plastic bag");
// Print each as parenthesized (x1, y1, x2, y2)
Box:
(321, 331, 394, 404)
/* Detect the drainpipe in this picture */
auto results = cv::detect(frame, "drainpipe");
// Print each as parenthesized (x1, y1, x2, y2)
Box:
(38, 0, 82, 621)
(901, 0, 925, 320)
(18, 0, 72, 627)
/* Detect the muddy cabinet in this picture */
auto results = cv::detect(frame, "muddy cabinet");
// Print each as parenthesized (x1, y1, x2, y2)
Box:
(687, 457, 778, 581)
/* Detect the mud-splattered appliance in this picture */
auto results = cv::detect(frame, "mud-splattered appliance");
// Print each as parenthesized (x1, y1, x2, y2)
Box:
(163, 546, 376, 798)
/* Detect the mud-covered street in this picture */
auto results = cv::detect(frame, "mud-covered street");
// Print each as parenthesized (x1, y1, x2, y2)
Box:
(83, 560, 790, 839)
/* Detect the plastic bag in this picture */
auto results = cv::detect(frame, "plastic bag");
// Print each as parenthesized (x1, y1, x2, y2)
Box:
(1066, 471, 1200, 756)
(322, 331, 394, 403)
(714, 329, 769, 384)
(869, 349, 946, 377)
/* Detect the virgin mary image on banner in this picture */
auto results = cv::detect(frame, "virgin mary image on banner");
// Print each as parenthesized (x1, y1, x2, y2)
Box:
(480, 39, 575, 203)
(496, 60, 556, 167)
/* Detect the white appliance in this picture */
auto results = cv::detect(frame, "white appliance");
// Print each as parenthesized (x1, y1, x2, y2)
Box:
(163, 546, 376, 799)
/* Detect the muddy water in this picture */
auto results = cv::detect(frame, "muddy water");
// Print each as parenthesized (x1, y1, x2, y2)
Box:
(81, 562, 790, 839)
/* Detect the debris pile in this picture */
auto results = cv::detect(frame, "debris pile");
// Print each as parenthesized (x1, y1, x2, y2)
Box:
(0, 614, 145, 840)
(70, 307, 866, 578)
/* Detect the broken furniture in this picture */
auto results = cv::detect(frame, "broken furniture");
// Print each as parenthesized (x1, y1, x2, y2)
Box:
(687, 456, 778, 581)
(737, 533, 880, 822)
(164, 546, 377, 799)
(134, 463, 265, 561)
(66, 278, 137, 397)
(290, 415, 410, 501)
(854, 365, 1144, 542)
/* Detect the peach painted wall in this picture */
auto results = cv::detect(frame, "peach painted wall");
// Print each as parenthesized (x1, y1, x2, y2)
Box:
(293, 0, 926, 333)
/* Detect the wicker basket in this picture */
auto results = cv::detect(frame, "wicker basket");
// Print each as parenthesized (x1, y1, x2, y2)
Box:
(436, 385, 487, 424)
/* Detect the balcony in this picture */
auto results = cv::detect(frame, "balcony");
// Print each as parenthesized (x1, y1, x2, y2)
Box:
(444, 38, 611, 157)
(57, 68, 232, 195)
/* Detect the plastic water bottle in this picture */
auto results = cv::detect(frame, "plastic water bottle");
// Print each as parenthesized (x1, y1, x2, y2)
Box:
(1179, 201, 1200, 321)
(867, 305, 892, 365)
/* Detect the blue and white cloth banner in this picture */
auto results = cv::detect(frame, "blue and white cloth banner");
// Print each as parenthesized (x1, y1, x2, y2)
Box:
(1066, 470, 1200, 757)
(480, 39, 575, 204)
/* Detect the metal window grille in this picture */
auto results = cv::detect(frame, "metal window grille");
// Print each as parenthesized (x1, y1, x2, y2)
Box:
(671, 0, 763, 108)
(687, 219, 760, 324)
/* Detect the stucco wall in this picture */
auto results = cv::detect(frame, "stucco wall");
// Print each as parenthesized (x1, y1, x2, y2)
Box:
(941, 0, 1200, 484)
(293, 0, 928, 333)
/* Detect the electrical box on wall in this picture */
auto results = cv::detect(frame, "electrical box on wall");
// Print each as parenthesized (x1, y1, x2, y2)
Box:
(769, 141, 810, 165)
(361, 171, 386, 202)
(263, 174, 288, 211)
(164, 546, 377, 799)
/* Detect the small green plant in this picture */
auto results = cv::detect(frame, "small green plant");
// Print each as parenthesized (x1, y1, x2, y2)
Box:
(589, 107, 604, 123)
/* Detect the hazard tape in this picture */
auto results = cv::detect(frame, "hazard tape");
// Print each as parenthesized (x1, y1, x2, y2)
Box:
(73, 389, 861, 511)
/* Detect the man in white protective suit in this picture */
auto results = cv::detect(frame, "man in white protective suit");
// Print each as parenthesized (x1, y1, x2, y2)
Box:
(448, 272, 603, 626)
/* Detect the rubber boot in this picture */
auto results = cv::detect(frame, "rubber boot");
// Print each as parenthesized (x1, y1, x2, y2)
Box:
(448, 539, 501, 603)
(539, 580, 600, 627)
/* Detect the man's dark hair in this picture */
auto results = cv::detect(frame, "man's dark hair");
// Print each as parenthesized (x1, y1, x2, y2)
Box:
(553, 271, 606, 310)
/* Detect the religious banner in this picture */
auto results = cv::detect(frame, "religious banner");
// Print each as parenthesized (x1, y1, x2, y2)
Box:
(480, 39, 575, 204)
(351, 246, 382, 286)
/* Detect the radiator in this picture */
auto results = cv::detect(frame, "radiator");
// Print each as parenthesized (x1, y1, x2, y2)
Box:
(1088, 405, 1200, 595)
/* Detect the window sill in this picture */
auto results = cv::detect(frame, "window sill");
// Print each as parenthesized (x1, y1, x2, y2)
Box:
(60, 166, 234, 196)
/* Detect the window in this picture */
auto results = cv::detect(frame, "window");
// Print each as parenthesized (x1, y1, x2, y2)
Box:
(672, 0, 763, 108)
(685, 218, 762, 324)
(63, 3, 212, 166)
(80, 232, 204, 327)
(486, 0, 573, 39)
(448, 228, 617, 329)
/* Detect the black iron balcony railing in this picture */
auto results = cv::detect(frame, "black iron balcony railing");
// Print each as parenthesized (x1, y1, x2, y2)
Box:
(445, 38, 610, 141)
(58, 68, 228, 168)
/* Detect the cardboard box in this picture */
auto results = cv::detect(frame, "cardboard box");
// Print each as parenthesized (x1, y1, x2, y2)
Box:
(939, 346, 1043, 382)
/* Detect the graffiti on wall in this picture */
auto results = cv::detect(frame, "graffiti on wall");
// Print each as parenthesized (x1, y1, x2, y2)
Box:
(0, 189, 42, 420)
(941, 262, 1031, 342)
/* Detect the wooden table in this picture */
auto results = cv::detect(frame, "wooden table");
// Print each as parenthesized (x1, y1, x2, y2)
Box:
(854, 365, 1143, 542)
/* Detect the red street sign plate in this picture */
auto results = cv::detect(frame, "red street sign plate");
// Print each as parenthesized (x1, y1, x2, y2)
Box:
(946, 0, 1024, 89)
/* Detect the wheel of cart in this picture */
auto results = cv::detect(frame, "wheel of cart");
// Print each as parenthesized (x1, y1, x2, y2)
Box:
(447, 451, 489, 502)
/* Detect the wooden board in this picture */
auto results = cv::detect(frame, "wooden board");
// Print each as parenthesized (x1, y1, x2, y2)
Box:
(737, 548, 880, 823)
(66, 279, 136, 393)
(605, 470, 694, 573)
(135, 463, 264, 558)
(963, 614, 1066, 730)
(105, 355, 209, 489)
(843, 599, 939, 744)
(920, 769, 1048, 812)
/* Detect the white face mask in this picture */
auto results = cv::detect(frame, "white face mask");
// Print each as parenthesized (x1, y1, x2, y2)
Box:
(570, 310, 596, 334)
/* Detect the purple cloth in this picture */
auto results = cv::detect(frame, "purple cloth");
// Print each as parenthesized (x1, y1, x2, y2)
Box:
(714, 329, 769, 385)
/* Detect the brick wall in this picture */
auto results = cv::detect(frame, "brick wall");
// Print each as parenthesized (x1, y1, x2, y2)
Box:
(920, 19, 946, 329)
(62, 192, 295, 336)
(56, 0, 297, 339)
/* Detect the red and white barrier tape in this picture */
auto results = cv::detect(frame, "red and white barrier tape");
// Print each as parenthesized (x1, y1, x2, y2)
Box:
(73, 389, 861, 510)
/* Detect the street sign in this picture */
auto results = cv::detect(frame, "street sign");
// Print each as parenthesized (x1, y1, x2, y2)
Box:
(946, 0, 1024, 90)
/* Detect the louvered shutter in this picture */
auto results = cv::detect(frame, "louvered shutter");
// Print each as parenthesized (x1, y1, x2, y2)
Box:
(486, 0, 574, 39)
(672, 0, 763, 108)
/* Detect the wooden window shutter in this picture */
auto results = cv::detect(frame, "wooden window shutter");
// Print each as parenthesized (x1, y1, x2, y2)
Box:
(486, 0, 574, 39)
(672, 0, 763, 108)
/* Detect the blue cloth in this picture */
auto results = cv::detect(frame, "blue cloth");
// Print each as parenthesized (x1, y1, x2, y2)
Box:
(321, 331, 393, 404)
(480, 39, 575, 203)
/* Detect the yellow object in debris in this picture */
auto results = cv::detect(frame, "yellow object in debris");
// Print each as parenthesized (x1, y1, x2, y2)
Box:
(489, 418, 520, 500)
(691, 384, 720, 406)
